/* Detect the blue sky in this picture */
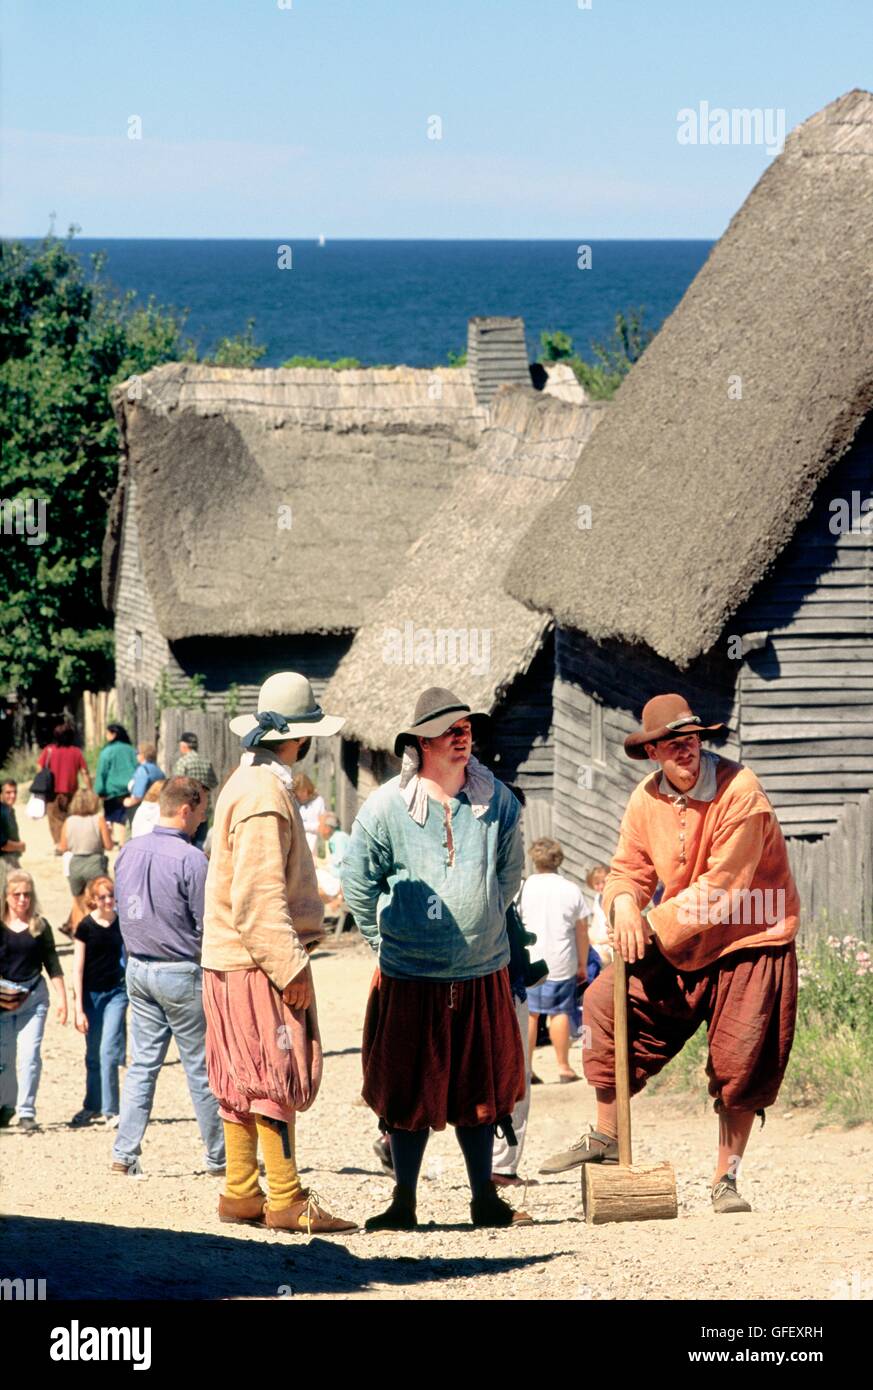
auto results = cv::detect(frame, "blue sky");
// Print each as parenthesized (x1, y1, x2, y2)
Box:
(2, 0, 870, 237)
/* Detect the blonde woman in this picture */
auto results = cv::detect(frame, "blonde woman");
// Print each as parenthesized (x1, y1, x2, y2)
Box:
(130, 779, 166, 839)
(0, 870, 67, 1132)
(60, 790, 113, 932)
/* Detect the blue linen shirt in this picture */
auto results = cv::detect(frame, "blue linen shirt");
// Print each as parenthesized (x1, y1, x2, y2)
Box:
(341, 774, 524, 981)
(115, 826, 208, 962)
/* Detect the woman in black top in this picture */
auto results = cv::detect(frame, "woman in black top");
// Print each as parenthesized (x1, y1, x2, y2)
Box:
(0, 869, 67, 1132)
(71, 875, 128, 1127)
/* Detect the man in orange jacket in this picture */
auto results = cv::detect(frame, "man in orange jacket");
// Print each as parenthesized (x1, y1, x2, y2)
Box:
(540, 694, 799, 1213)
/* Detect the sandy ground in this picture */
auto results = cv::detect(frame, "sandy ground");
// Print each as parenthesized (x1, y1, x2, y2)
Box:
(1, 808, 871, 1302)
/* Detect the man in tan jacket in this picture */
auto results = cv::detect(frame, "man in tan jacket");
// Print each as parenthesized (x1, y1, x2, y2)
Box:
(201, 671, 356, 1235)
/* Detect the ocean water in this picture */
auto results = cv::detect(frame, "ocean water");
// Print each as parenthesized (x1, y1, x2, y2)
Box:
(66, 239, 713, 369)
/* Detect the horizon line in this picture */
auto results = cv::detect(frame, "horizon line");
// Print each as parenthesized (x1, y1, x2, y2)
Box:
(4, 233, 718, 243)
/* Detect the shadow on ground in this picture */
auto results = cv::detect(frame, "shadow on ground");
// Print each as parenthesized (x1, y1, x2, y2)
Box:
(0, 1215, 566, 1299)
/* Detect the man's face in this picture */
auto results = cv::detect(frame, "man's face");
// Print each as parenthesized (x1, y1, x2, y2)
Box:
(424, 718, 473, 766)
(179, 741, 190, 757)
(1, 784, 16, 807)
(645, 733, 701, 791)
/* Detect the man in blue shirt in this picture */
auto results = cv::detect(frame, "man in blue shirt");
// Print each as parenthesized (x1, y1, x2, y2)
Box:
(111, 776, 224, 1177)
(342, 686, 530, 1232)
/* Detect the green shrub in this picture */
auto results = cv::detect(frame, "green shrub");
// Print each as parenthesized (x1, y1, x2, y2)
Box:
(539, 309, 654, 400)
(650, 933, 873, 1124)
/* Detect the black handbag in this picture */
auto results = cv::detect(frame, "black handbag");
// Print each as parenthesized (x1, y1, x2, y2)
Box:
(31, 749, 55, 801)
(506, 898, 548, 989)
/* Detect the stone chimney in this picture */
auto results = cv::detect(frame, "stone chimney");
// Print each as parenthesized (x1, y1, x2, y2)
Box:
(467, 316, 531, 406)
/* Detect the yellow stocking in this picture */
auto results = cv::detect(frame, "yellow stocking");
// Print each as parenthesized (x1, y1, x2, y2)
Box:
(223, 1119, 262, 1200)
(256, 1115, 304, 1211)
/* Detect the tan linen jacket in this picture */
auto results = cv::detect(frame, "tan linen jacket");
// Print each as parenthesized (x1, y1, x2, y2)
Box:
(202, 756, 324, 989)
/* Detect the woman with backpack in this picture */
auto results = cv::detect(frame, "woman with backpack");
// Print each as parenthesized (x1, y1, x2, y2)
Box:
(34, 722, 92, 850)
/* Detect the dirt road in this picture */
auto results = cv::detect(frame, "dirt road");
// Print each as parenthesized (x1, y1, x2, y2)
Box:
(1, 810, 870, 1301)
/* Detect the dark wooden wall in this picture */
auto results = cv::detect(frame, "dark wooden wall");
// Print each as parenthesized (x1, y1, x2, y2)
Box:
(119, 633, 353, 805)
(487, 634, 555, 801)
(734, 422, 873, 837)
(551, 632, 739, 887)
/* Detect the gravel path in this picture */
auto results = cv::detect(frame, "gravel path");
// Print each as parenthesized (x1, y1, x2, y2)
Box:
(1, 812, 871, 1301)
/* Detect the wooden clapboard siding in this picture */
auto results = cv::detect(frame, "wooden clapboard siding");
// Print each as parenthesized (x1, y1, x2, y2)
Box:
(787, 791, 873, 942)
(114, 477, 172, 691)
(467, 318, 531, 406)
(736, 424, 873, 832)
(488, 634, 555, 794)
(550, 629, 740, 886)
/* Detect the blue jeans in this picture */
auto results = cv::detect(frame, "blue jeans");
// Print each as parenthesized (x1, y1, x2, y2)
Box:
(83, 984, 128, 1117)
(0, 977, 49, 1119)
(113, 958, 225, 1170)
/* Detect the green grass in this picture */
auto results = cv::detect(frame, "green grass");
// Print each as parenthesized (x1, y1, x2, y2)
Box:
(649, 935, 873, 1125)
(0, 747, 39, 786)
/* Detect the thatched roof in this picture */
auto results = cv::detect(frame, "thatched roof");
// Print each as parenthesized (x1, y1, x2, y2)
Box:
(506, 89, 873, 667)
(323, 386, 605, 749)
(105, 363, 486, 638)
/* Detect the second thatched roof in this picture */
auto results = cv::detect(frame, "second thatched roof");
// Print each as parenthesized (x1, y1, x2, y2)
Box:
(506, 89, 873, 666)
(105, 362, 486, 639)
(323, 385, 605, 749)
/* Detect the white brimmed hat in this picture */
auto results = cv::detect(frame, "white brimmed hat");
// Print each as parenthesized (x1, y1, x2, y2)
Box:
(229, 672, 345, 747)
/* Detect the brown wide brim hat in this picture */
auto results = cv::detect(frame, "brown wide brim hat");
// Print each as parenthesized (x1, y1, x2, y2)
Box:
(624, 693, 725, 760)
(394, 687, 491, 758)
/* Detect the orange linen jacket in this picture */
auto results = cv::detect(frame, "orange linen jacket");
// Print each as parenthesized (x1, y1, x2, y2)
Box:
(202, 758, 324, 990)
(602, 755, 799, 972)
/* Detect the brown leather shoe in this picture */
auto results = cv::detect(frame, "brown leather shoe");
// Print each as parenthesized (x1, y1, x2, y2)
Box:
(470, 1181, 534, 1227)
(264, 1190, 358, 1236)
(218, 1192, 267, 1225)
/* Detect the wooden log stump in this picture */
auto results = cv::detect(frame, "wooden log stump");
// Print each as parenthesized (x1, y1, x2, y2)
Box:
(582, 1161, 678, 1225)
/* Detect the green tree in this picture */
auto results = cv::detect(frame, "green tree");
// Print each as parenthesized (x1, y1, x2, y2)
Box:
(206, 316, 266, 367)
(539, 309, 654, 400)
(0, 230, 264, 707)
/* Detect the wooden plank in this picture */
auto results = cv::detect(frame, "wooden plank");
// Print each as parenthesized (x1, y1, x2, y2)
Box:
(765, 618, 872, 635)
(745, 739, 873, 759)
(742, 706, 873, 724)
(759, 772, 873, 790)
(750, 755, 873, 771)
(763, 640, 873, 656)
(765, 790, 861, 804)
(774, 805, 845, 823)
(741, 674, 873, 690)
(741, 688, 873, 705)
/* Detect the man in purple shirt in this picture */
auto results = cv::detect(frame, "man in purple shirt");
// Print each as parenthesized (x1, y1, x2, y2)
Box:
(111, 777, 225, 1177)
